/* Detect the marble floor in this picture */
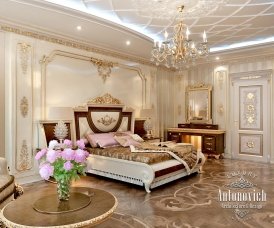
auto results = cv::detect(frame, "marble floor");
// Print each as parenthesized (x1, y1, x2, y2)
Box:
(22, 159, 274, 228)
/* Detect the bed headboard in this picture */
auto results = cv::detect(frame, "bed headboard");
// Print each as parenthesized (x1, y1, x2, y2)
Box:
(74, 93, 134, 140)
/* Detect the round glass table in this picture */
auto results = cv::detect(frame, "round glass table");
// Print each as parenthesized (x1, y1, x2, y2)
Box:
(0, 187, 117, 227)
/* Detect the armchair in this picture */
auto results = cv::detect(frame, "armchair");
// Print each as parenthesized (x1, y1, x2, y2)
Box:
(0, 157, 15, 208)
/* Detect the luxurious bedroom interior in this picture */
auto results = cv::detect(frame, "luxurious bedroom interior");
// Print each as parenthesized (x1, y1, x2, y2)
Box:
(0, 0, 274, 227)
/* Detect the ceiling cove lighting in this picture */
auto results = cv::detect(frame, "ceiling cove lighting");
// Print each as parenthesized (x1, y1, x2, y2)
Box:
(151, 5, 209, 69)
(44, 1, 274, 55)
(210, 36, 274, 53)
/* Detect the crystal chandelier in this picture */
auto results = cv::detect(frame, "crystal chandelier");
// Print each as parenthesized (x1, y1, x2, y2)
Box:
(151, 5, 209, 68)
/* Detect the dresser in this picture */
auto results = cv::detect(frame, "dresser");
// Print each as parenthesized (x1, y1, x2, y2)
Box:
(167, 123, 225, 158)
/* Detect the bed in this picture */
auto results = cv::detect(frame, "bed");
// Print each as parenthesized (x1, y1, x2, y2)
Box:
(74, 94, 205, 193)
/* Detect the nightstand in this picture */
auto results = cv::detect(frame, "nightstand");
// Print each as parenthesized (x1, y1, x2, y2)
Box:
(143, 137, 161, 143)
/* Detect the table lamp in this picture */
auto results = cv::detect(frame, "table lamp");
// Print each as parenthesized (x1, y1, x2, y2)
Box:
(140, 108, 153, 139)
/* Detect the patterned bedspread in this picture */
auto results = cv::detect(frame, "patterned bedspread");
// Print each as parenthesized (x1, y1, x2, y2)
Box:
(87, 142, 199, 169)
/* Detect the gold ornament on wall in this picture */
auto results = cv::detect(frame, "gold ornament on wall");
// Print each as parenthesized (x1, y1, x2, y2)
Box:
(20, 96, 28, 117)
(17, 140, 31, 171)
(90, 57, 114, 83)
(217, 103, 224, 115)
(19, 43, 31, 75)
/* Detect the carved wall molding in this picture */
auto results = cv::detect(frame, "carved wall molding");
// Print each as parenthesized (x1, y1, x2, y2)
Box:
(2, 23, 274, 72)
(215, 70, 226, 90)
(40, 50, 146, 118)
(0, 23, 174, 71)
(188, 83, 212, 90)
(16, 41, 33, 173)
(90, 57, 114, 83)
(230, 69, 272, 82)
(16, 140, 32, 171)
(217, 103, 224, 115)
(20, 96, 28, 117)
(18, 43, 31, 74)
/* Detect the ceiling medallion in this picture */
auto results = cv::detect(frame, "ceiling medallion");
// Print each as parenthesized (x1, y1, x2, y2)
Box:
(151, 5, 210, 69)
(132, 0, 227, 19)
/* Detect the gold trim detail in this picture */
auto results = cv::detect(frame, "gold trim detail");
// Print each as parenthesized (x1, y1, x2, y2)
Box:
(20, 96, 28, 118)
(0, 24, 174, 71)
(188, 83, 212, 89)
(19, 43, 31, 74)
(0, 194, 118, 228)
(87, 93, 122, 105)
(17, 140, 31, 171)
(97, 115, 116, 126)
(244, 92, 257, 126)
(186, 83, 213, 124)
(90, 57, 114, 83)
(246, 141, 255, 149)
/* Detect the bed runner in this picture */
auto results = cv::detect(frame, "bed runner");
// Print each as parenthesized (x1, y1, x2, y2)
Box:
(130, 143, 202, 174)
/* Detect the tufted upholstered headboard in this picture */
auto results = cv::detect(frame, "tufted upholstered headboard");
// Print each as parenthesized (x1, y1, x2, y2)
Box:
(74, 94, 134, 140)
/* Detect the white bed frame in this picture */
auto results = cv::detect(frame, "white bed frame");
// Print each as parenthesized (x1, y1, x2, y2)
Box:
(86, 152, 204, 193)
(74, 94, 205, 193)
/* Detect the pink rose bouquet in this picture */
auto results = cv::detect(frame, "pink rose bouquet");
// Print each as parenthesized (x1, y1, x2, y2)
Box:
(35, 139, 89, 182)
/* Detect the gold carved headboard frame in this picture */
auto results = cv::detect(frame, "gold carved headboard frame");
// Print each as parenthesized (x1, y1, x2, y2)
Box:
(74, 93, 133, 140)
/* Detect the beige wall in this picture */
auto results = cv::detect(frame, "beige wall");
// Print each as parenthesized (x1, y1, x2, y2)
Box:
(0, 32, 4, 158)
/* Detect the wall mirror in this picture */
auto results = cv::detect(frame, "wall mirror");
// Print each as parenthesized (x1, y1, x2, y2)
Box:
(186, 84, 212, 124)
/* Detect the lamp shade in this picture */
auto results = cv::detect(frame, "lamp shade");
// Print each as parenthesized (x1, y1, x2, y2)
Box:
(140, 109, 153, 118)
(48, 107, 73, 120)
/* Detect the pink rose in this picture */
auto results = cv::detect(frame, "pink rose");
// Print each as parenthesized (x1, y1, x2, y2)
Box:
(46, 149, 58, 163)
(74, 149, 87, 163)
(64, 161, 73, 171)
(62, 148, 75, 161)
(63, 139, 72, 148)
(39, 163, 54, 180)
(35, 148, 47, 160)
(76, 139, 85, 149)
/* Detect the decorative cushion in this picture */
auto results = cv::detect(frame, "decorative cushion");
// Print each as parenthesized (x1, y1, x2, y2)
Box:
(114, 135, 141, 147)
(85, 133, 120, 148)
(129, 134, 144, 142)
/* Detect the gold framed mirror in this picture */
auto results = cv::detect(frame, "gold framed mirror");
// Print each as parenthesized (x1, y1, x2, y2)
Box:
(186, 84, 212, 124)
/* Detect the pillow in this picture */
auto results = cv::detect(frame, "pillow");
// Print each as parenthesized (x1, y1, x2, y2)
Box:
(85, 133, 119, 148)
(129, 134, 144, 142)
(113, 131, 132, 137)
(114, 135, 141, 147)
(97, 136, 120, 148)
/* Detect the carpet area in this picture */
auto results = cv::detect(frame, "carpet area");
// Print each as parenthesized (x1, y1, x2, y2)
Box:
(22, 159, 274, 228)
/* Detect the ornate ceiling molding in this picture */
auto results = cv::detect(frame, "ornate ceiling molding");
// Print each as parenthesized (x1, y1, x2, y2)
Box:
(0, 23, 174, 71)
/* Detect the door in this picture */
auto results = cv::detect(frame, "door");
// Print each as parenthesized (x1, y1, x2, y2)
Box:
(231, 71, 271, 162)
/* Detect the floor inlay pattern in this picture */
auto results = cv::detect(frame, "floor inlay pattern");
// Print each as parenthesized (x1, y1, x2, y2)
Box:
(22, 159, 274, 228)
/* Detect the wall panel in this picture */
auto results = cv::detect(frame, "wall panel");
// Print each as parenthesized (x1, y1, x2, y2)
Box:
(0, 32, 4, 158)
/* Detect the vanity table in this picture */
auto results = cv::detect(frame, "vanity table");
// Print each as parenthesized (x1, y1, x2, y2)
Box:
(167, 123, 225, 158)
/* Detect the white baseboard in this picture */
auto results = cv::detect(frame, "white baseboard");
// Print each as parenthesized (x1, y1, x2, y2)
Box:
(15, 174, 42, 185)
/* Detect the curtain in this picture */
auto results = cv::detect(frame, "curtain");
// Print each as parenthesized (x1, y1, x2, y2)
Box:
(155, 68, 177, 140)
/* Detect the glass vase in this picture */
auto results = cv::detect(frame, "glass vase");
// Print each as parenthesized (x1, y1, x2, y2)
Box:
(57, 179, 71, 201)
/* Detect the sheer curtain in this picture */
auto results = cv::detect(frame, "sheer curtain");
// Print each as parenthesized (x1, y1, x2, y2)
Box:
(155, 68, 177, 140)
